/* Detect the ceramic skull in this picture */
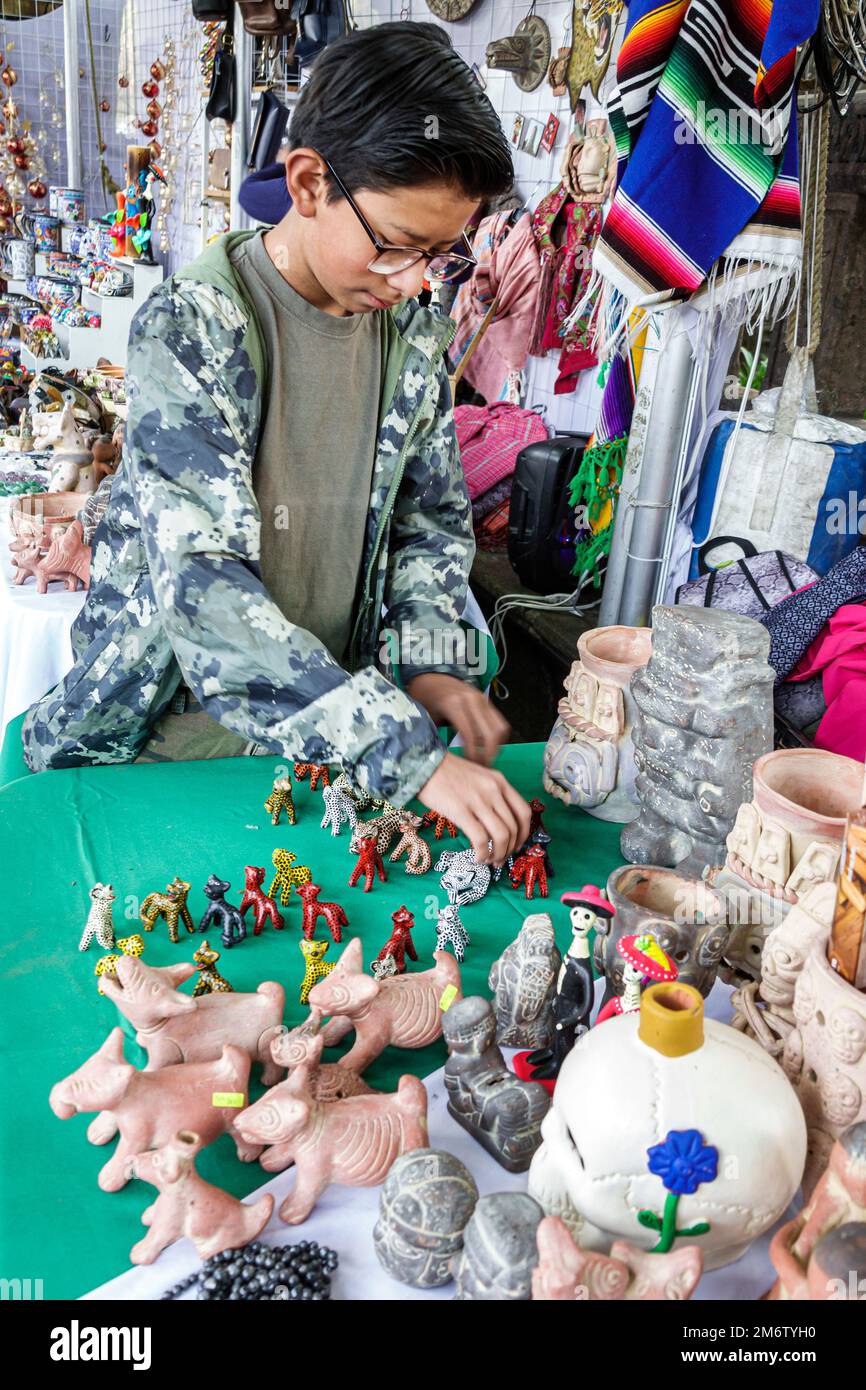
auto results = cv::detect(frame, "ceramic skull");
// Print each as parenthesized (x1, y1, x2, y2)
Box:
(829, 1008, 866, 1066)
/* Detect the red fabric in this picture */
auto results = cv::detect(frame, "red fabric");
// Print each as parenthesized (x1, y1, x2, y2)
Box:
(787, 603, 866, 760)
(454, 401, 548, 501)
(594, 997, 624, 1025)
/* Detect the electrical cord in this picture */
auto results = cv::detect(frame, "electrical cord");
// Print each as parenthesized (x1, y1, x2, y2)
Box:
(488, 575, 601, 699)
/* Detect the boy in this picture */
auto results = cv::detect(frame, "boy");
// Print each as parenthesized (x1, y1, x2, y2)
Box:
(22, 23, 531, 864)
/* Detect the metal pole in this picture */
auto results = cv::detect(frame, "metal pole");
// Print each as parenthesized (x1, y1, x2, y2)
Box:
(63, 0, 83, 189)
(229, 4, 252, 231)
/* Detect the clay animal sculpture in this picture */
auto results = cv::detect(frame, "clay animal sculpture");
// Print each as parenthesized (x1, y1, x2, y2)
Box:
(10, 537, 45, 587)
(298, 939, 335, 1005)
(766, 1121, 866, 1299)
(199, 874, 246, 949)
(34, 518, 91, 592)
(295, 882, 348, 943)
(239, 865, 285, 935)
(488, 913, 562, 1050)
(320, 784, 359, 837)
(443, 996, 550, 1172)
(264, 775, 296, 827)
(192, 940, 233, 997)
(350, 807, 404, 855)
(452, 1193, 544, 1301)
(293, 761, 330, 790)
(389, 814, 432, 875)
(94, 935, 145, 995)
(374, 1148, 479, 1288)
(436, 849, 492, 908)
(349, 835, 387, 892)
(435, 904, 470, 963)
(235, 1060, 428, 1223)
(126, 1130, 274, 1265)
(91, 432, 119, 486)
(529, 798, 548, 838)
(422, 809, 458, 839)
(140, 876, 195, 944)
(510, 845, 549, 900)
(309, 937, 463, 1073)
(268, 849, 312, 906)
(49, 1029, 261, 1192)
(373, 906, 417, 975)
(79, 882, 116, 952)
(532, 1216, 704, 1300)
(523, 885, 610, 1082)
(46, 401, 96, 495)
(270, 1008, 374, 1102)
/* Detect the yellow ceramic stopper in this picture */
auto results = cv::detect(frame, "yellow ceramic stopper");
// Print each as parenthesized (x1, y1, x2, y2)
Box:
(638, 982, 704, 1057)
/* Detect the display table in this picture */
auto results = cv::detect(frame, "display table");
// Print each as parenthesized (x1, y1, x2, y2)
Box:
(0, 744, 790, 1301)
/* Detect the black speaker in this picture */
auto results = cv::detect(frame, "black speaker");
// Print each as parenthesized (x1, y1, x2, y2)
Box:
(507, 433, 589, 594)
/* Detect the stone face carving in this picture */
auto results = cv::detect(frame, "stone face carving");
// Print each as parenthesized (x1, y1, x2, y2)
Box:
(531, 1216, 703, 1301)
(373, 1149, 479, 1289)
(766, 1122, 866, 1299)
(544, 625, 652, 823)
(621, 605, 774, 874)
(488, 912, 562, 1049)
(452, 1193, 544, 1301)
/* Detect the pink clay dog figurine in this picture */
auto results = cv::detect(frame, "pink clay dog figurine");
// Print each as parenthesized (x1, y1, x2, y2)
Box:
(50, 1028, 262, 1192)
(308, 937, 462, 1073)
(126, 1130, 274, 1265)
(236, 1060, 428, 1223)
(531, 1215, 703, 1301)
(270, 1008, 374, 1103)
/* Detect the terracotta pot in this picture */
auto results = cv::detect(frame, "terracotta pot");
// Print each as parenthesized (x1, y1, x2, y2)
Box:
(8, 490, 85, 551)
(543, 624, 652, 823)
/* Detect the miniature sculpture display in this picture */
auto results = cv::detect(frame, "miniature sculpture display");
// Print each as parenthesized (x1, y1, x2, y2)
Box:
(21, 518, 91, 593)
(98, 954, 285, 1084)
(309, 938, 463, 1073)
(601, 865, 729, 1003)
(435, 905, 471, 963)
(514, 827, 554, 881)
(443, 996, 550, 1172)
(532, 1216, 703, 1301)
(50, 1029, 261, 1192)
(331, 771, 388, 811)
(293, 761, 330, 791)
(192, 941, 233, 998)
(350, 806, 404, 855)
(320, 784, 359, 837)
(488, 913, 562, 1050)
(239, 865, 285, 935)
(621, 606, 774, 873)
(140, 876, 195, 943)
(373, 906, 417, 975)
(270, 1009, 374, 1102)
(373, 1148, 479, 1288)
(127, 1130, 274, 1266)
(236, 1059, 428, 1224)
(349, 835, 387, 892)
(94, 934, 145, 995)
(528, 982, 807, 1269)
(594, 934, 677, 1024)
(268, 849, 312, 906)
(529, 798, 548, 837)
(766, 1121, 866, 1299)
(79, 882, 116, 952)
(436, 848, 492, 907)
(509, 844, 549, 900)
(264, 774, 296, 827)
(452, 1193, 544, 1301)
(298, 940, 335, 1005)
(389, 813, 432, 875)
(198, 874, 246, 949)
(295, 882, 348, 944)
(543, 625, 653, 822)
(422, 809, 458, 839)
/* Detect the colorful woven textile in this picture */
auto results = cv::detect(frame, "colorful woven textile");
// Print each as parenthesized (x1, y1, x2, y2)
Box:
(454, 401, 548, 502)
(450, 212, 542, 404)
(528, 182, 602, 395)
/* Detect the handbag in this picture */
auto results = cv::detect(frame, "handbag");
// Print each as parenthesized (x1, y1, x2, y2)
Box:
(293, 0, 348, 61)
(675, 537, 819, 621)
(248, 87, 291, 171)
(205, 8, 236, 123)
(192, 0, 232, 18)
(237, 0, 298, 35)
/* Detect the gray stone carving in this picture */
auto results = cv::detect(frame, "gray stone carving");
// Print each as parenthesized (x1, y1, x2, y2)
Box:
(488, 912, 562, 1049)
(373, 1149, 479, 1288)
(452, 1192, 543, 1301)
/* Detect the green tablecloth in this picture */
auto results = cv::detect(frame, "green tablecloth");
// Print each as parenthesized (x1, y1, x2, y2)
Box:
(0, 743, 624, 1299)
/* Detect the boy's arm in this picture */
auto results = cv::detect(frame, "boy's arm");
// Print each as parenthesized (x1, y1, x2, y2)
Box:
(126, 282, 445, 806)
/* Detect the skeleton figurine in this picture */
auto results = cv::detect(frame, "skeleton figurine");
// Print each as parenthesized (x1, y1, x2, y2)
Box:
(525, 886, 612, 1081)
(488, 913, 562, 1050)
(436, 849, 492, 908)
(435, 905, 471, 963)
(452, 1193, 544, 1301)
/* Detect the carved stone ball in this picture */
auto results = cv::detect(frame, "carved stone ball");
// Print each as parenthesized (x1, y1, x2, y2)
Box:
(373, 1149, 479, 1288)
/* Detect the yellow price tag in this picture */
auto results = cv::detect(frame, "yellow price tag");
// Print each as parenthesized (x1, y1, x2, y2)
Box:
(212, 1091, 245, 1108)
(439, 985, 458, 1012)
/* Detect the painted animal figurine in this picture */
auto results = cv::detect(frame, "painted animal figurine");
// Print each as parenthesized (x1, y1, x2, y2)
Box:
(436, 849, 492, 908)
(49, 1029, 261, 1192)
(422, 809, 458, 839)
(349, 835, 387, 892)
(529, 798, 548, 838)
(295, 882, 348, 943)
(372, 953, 399, 980)
(238, 865, 285, 935)
(309, 937, 463, 1073)
(320, 784, 359, 837)
(510, 845, 549, 900)
(235, 1060, 428, 1223)
(298, 939, 336, 1005)
(268, 848, 312, 906)
(435, 904, 470, 963)
(79, 882, 116, 952)
(331, 772, 390, 813)
(192, 940, 234, 997)
(270, 1009, 375, 1102)
(264, 775, 296, 827)
(126, 1130, 274, 1265)
(95, 934, 145, 995)
(350, 807, 404, 855)
(532, 1216, 703, 1301)
(293, 762, 330, 790)
(389, 813, 432, 875)
(34, 519, 91, 593)
(140, 876, 195, 944)
(373, 906, 418, 975)
(198, 874, 246, 949)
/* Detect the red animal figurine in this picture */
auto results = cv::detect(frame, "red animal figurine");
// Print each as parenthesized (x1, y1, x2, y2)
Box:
(295, 882, 348, 944)
(422, 809, 458, 839)
(294, 762, 330, 791)
(239, 865, 285, 935)
(373, 906, 418, 975)
(510, 845, 549, 900)
(529, 798, 548, 838)
(349, 835, 387, 892)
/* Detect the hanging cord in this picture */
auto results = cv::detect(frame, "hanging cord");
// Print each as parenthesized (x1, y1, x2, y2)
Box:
(488, 583, 599, 700)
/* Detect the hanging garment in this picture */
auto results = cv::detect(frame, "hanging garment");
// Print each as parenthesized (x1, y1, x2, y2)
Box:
(528, 182, 602, 395)
(785, 605, 866, 761)
(454, 401, 548, 502)
(450, 212, 542, 405)
(761, 547, 866, 683)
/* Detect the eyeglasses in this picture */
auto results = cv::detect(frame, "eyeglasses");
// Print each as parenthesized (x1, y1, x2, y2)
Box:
(322, 157, 477, 284)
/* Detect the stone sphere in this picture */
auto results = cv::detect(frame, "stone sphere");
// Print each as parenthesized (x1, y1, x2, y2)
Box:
(373, 1149, 478, 1288)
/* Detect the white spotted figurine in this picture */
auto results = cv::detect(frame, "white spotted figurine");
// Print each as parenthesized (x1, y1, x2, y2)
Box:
(79, 883, 117, 952)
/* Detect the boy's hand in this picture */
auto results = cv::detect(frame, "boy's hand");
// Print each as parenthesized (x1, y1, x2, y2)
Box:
(417, 750, 532, 867)
(405, 673, 510, 766)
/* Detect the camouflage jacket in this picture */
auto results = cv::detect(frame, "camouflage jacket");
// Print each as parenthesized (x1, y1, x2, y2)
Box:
(22, 232, 478, 805)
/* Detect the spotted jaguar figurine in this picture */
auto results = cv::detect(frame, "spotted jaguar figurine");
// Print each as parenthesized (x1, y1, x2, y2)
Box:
(264, 775, 296, 827)
(350, 807, 405, 856)
(435, 905, 471, 963)
(192, 940, 234, 998)
(389, 814, 432, 875)
(95, 934, 145, 995)
(140, 877, 195, 944)
(320, 785, 359, 837)
(435, 850, 492, 908)
(294, 762, 331, 791)
(79, 882, 116, 952)
(422, 809, 458, 840)
(268, 849, 313, 907)
(299, 939, 335, 1005)
(198, 875, 246, 950)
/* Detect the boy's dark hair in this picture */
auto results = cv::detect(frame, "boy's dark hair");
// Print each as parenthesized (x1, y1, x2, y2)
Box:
(289, 21, 513, 204)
